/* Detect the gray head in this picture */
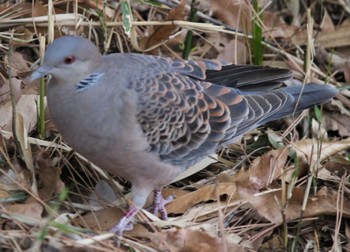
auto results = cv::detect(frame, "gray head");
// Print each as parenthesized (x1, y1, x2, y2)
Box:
(28, 36, 102, 83)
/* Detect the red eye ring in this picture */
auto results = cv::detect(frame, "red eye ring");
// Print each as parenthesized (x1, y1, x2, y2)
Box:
(64, 55, 75, 64)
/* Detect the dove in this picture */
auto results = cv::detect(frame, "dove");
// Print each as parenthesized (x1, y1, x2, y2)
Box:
(28, 36, 338, 236)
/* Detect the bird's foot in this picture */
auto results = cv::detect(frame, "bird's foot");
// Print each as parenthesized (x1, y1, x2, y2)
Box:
(150, 189, 173, 220)
(109, 206, 138, 236)
(110, 189, 173, 237)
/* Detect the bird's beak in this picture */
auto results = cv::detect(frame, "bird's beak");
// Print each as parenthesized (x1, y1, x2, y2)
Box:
(26, 65, 52, 83)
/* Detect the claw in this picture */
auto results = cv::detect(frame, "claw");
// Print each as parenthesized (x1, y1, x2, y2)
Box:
(109, 206, 138, 236)
(150, 189, 173, 220)
(109, 189, 173, 237)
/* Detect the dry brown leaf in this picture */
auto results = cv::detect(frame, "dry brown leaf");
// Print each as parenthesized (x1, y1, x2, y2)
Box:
(249, 148, 289, 189)
(4, 52, 30, 77)
(322, 110, 350, 138)
(1, 94, 39, 134)
(305, 186, 350, 218)
(0, 78, 22, 105)
(143, 0, 186, 49)
(324, 156, 350, 177)
(320, 10, 335, 33)
(166, 182, 237, 215)
(5, 202, 43, 220)
(76, 207, 124, 231)
(148, 228, 245, 252)
(210, 0, 251, 30)
(293, 138, 350, 168)
(206, 33, 247, 64)
(32, 1, 48, 16)
(262, 10, 284, 30)
(238, 184, 350, 223)
(26, 153, 64, 203)
(0, 98, 14, 129)
(76, 206, 149, 235)
(316, 23, 350, 48)
(83, 0, 116, 19)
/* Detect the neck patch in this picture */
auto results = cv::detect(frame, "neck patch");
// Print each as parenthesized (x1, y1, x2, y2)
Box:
(76, 72, 104, 91)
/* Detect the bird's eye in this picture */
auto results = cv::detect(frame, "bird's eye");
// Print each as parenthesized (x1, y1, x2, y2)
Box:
(64, 55, 75, 64)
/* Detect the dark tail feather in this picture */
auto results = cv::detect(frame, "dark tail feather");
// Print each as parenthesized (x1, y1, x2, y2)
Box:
(260, 83, 338, 124)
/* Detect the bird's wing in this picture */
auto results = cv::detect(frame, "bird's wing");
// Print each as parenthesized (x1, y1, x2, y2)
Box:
(126, 55, 329, 167)
(205, 64, 292, 91)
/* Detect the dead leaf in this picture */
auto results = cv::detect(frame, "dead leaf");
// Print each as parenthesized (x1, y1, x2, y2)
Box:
(76, 206, 149, 235)
(316, 23, 350, 48)
(320, 10, 335, 33)
(207, 33, 248, 64)
(4, 52, 30, 77)
(2, 94, 39, 134)
(143, 0, 186, 49)
(149, 228, 245, 252)
(76, 206, 123, 231)
(324, 156, 350, 177)
(166, 182, 237, 215)
(26, 152, 64, 203)
(0, 76, 22, 104)
(249, 148, 289, 189)
(293, 138, 350, 168)
(238, 185, 350, 223)
(32, 1, 48, 17)
(5, 202, 43, 220)
(210, 0, 251, 31)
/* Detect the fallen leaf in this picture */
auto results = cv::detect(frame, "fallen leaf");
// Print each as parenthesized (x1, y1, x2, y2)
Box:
(293, 138, 350, 169)
(4, 52, 30, 77)
(76, 206, 123, 231)
(76, 206, 149, 235)
(324, 156, 350, 178)
(238, 185, 350, 223)
(149, 228, 245, 252)
(26, 152, 64, 203)
(249, 148, 289, 189)
(2, 94, 40, 134)
(5, 202, 43, 220)
(207, 33, 247, 64)
(166, 182, 237, 215)
(143, 0, 186, 49)
(210, 0, 251, 30)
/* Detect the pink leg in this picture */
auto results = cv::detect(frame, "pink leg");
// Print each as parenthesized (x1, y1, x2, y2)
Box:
(151, 189, 173, 220)
(109, 205, 138, 236)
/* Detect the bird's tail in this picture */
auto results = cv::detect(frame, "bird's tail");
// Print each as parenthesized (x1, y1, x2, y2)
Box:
(260, 83, 338, 124)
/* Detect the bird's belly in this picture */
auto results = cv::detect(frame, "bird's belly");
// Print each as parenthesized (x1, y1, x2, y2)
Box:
(79, 143, 181, 188)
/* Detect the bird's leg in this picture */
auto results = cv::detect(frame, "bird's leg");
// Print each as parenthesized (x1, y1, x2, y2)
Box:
(110, 205, 139, 236)
(150, 189, 173, 220)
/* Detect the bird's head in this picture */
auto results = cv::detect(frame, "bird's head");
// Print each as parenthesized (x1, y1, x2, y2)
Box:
(28, 36, 102, 84)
